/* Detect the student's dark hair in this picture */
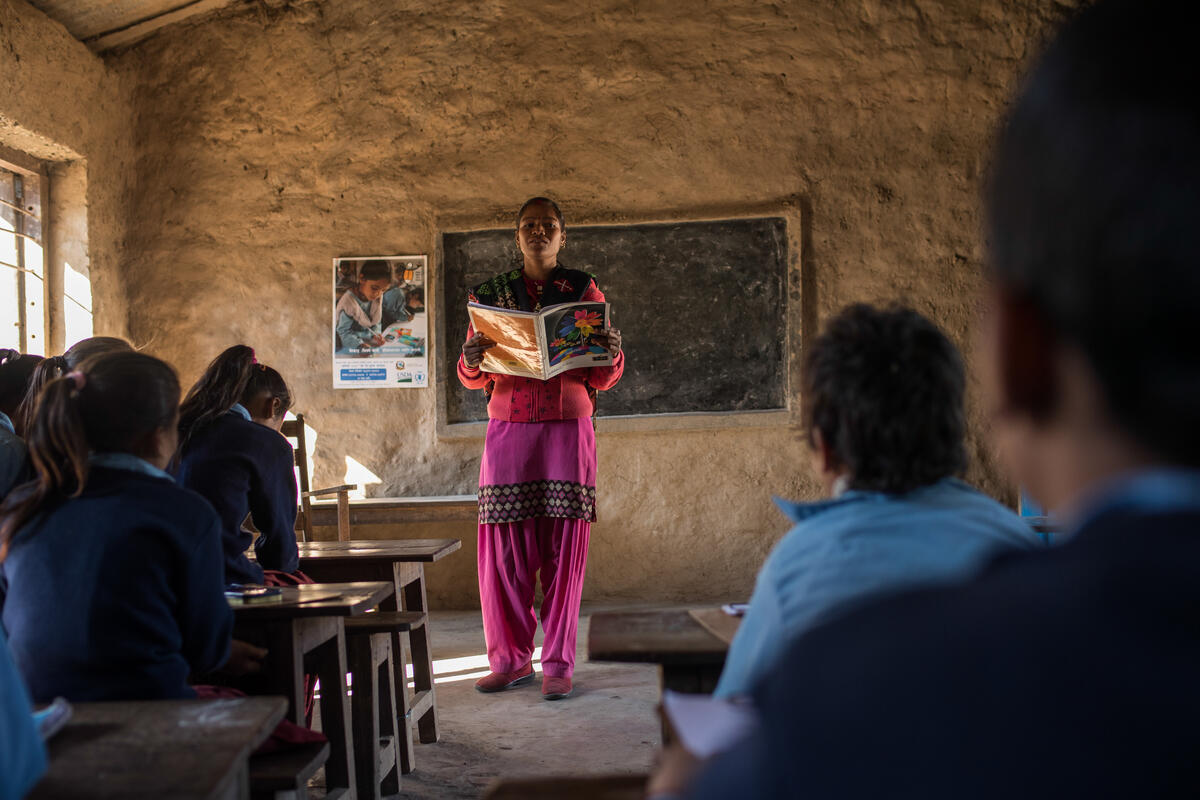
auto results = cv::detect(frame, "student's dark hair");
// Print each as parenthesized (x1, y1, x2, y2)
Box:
(0, 351, 179, 556)
(407, 286, 424, 304)
(516, 197, 565, 228)
(177, 345, 292, 450)
(15, 336, 132, 435)
(803, 304, 967, 494)
(358, 260, 391, 281)
(0, 350, 43, 420)
(985, 0, 1200, 465)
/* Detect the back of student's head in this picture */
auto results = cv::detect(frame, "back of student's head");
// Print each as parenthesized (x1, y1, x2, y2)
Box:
(178, 345, 292, 448)
(804, 304, 967, 494)
(16, 336, 132, 434)
(0, 349, 44, 420)
(1, 351, 179, 553)
(986, 0, 1200, 465)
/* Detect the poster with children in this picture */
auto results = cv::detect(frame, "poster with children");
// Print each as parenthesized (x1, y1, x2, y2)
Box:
(332, 255, 427, 389)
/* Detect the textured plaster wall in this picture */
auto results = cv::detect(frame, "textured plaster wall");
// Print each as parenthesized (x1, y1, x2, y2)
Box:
(0, 0, 134, 341)
(112, 0, 1068, 607)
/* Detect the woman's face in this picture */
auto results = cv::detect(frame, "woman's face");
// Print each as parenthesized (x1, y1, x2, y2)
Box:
(516, 203, 565, 260)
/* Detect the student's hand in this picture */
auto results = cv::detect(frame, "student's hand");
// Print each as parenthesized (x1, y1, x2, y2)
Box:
(462, 332, 497, 368)
(369, 333, 386, 347)
(223, 640, 268, 677)
(591, 328, 622, 357)
(646, 744, 702, 798)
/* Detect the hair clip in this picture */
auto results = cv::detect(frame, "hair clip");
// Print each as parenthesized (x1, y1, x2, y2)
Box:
(65, 371, 86, 391)
(249, 347, 257, 364)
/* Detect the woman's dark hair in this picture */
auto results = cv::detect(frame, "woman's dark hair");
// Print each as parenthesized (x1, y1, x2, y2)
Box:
(177, 345, 292, 450)
(15, 336, 132, 435)
(516, 197, 565, 229)
(985, 0, 1200, 465)
(358, 260, 391, 281)
(0, 351, 180, 556)
(803, 304, 967, 494)
(0, 350, 43, 420)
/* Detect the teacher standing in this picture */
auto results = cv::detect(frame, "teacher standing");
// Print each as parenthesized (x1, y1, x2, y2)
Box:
(458, 197, 624, 700)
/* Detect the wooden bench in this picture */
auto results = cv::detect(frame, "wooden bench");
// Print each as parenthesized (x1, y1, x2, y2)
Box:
(344, 611, 428, 799)
(483, 774, 648, 799)
(249, 741, 330, 800)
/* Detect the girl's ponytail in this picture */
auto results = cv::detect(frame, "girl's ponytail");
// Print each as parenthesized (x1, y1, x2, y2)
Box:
(1, 351, 178, 559)
(178, 345, 258, 450)
(0, 374, 90, 557)
(14, 337, 131, 436)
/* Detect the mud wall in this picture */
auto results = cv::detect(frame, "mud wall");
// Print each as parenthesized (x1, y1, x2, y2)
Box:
(0, 0, 134, 343)
(111, 0, 1068, 607)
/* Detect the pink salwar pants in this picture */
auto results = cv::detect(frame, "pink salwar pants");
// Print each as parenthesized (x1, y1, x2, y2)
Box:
(478, 516, 591, 678)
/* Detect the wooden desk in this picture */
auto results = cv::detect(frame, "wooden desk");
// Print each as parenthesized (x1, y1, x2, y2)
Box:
(30, 697, 286, 800)
(296, 540, 461, 763)
(588, 609, 731, 692)
(309, 495, 477, 526)
(233, 581, 393, 800)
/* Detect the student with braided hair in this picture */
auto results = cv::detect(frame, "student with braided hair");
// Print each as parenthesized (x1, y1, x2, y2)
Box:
(176, 344, 306, 586)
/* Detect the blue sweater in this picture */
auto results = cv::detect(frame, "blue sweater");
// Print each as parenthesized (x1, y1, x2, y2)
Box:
(690, 471, 1200, 799)
(0, 467, 232, 703)
(714, 478, 1042, 698)
(0, 628, 45, 800)
(177, 411, 299, 584)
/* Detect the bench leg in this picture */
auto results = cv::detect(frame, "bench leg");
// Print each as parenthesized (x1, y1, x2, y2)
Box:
(306, 620, 356, 799)
(377, 635, 401, 796)
(349, 634, 382, 800)
(396, 563, 439, 744)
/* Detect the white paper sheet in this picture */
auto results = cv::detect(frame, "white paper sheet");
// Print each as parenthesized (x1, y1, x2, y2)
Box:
(662, 690, 759, 758)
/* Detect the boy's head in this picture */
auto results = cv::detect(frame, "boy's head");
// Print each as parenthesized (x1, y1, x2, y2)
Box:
(355, 260, 392, 302)
(803, 304, 967, 495)
(983, 0, 1200, 507)
(406, 286, 425, 311)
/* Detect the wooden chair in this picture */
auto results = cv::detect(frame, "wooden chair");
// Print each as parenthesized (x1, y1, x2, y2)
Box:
(281, 413, 355, 541)
(344, 611, 428, 798)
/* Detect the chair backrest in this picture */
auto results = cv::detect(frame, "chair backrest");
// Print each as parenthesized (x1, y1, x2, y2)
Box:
(281, 414, 312, 542)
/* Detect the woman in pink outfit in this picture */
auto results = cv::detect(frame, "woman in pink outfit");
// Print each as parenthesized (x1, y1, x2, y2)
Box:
(458, 197, 624, 700)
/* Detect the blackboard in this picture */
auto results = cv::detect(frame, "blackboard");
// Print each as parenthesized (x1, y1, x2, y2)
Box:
(441, 217, 789, 423)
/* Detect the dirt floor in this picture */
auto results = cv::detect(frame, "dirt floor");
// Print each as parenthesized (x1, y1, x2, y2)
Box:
(316, 605, 664, 799)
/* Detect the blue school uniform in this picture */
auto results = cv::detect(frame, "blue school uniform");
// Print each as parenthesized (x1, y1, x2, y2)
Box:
(0, 411, 28, 501)
(0, 456, 232, 703)
(0, 628, 45, 800)
(335, 290, 382, 351)
(176, 405, 299, 584)
(713, 477, 1042, 698)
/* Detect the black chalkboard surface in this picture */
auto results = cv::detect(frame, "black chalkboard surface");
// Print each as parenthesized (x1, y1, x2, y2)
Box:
(441, 217, 788, 423)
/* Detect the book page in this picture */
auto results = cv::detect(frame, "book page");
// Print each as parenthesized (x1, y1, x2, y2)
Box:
(540, 301, 614, 379)
(468, 304, 545, 379)
(662, 690, 760, 758)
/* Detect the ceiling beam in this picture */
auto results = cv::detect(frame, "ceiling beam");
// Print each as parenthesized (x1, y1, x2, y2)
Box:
(84, 0, 236, 52)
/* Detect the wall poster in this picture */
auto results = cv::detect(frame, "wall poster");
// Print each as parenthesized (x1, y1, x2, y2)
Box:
(332, 255, 427, 389)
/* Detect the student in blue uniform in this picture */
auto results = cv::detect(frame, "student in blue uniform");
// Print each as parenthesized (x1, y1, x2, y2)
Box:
(335, 260, 390, 352)
(0, 350, 42, 500)
(176, 345, 304, 586)
(0, 627, 45, 800)
(14, 336, 131, 435)
(0, 351, 236, 703)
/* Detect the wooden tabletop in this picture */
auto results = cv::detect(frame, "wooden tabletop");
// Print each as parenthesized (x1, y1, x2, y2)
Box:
(588, 610, 731, 666)
(29, 697, 286, 800)
(309, 494, 477, 525)
(230, 580, 393, 621)
(297, 538, 462, 563)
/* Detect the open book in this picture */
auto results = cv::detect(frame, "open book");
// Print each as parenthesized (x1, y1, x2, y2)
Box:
(467, 301, 613, 380)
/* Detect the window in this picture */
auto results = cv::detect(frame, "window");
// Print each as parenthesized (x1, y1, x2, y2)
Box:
(0, 164, 45, 353)
(1, 157, 93, 355)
